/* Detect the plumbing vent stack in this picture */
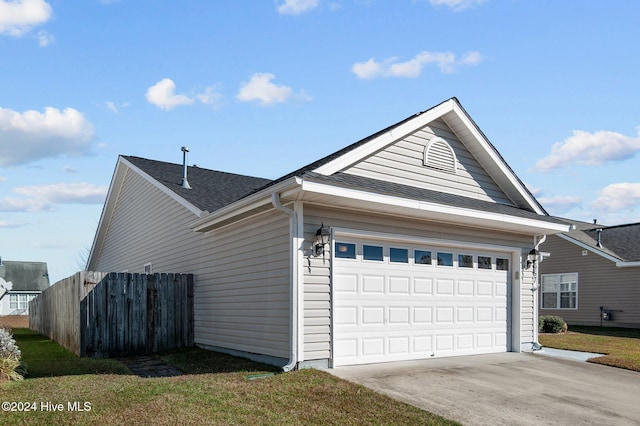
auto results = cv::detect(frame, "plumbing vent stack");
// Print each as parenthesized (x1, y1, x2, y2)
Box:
(596, 228, 602, 248)
(181, 146, 192, 189)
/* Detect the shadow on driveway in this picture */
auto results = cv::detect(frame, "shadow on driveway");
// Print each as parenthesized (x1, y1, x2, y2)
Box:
(330, 353, 640, 426)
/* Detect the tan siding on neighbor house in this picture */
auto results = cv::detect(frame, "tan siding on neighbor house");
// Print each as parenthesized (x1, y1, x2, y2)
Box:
(302, 205, 534, 362)
(344, 118, 513, 205)
(92, 168, 292, 359)
(539, 235, 640, 328)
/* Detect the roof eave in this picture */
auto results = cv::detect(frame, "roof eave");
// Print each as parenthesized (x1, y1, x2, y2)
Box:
(190, 176, 302, 232)
(300, 180, 569, 235)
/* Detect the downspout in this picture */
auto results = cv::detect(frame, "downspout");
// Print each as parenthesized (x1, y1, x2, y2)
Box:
(271, 193, 298, 372)
(531, 235, 546, 351)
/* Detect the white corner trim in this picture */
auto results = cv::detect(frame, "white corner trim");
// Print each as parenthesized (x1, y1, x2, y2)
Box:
(313, 100, 455, 176)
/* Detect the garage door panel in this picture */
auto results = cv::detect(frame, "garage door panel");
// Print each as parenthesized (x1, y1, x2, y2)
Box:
(333, 238, 511, 366)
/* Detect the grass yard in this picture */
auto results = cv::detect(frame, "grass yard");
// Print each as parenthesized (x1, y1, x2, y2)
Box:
(1, 329, 458, 425)
(539, 325, 640, 372)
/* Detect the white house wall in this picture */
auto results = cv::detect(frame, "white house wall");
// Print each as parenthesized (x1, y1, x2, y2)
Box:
(302, 205, 537, 363)
(90, 167, 292, 361)
(343, 119, 513, 205)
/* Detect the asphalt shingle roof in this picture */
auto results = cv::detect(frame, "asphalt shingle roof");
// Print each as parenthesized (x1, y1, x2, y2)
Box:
(0, 261, 50, 291)
(553, 218, 640, 262)
(124, 156, 273, 213)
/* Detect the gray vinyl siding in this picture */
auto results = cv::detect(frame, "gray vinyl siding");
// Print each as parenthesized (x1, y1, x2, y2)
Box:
(91, 167, 291, 359)
(344, 118, 513, 205)
(302, 205, 535, 361)
(539, 235, 640, 328)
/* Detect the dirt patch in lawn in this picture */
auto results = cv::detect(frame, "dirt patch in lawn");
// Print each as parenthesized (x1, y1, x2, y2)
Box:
(0, 315, 29, 329)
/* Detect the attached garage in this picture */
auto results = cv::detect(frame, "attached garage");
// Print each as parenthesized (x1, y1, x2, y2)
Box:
(332, 233, 517, 366)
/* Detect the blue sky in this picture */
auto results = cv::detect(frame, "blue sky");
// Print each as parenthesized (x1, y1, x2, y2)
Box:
(1, 0, 639, 283)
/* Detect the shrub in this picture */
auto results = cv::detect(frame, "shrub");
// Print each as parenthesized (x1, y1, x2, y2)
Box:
(0, 328, 24, 381)
(539, 315, 568, 333)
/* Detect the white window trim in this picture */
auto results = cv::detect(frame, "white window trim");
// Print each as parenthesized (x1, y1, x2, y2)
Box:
(540, 272, 579, 310)
(144, 263, 153, 274)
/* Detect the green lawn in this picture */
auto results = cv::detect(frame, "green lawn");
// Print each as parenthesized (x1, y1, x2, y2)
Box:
(1, 329, 458, 425)
(539, 326, 640, 371)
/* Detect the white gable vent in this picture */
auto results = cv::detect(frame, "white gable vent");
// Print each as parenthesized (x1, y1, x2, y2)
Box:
(423, 137, 457, 173)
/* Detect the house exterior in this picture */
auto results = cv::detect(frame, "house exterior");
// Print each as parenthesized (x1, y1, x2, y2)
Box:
(87, 98, 568, 369)
(0, 260, 50, 316)
(538, 220, 640, 328)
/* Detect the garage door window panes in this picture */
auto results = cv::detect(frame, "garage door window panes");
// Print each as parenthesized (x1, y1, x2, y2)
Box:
(335, 242, 356, 259)
(415, 250, 432, 265)
(437, 252, 453, 266)
(458, 254, 473, 268)
(496, 258, 509, 271)
(363, 245, 383, 261)
(478, 256, 492, 270)
(541, 273, 578, 309)
(390, 247, 408, 263)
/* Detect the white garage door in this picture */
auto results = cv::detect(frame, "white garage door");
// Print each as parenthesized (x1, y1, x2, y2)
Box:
(333, 237, 511, 366)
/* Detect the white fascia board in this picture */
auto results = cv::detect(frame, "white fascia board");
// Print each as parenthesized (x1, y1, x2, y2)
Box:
(617, 261, 640, 268)
(190, 177, 302, 232)
(120, 157, 202, 216)
(449, 102, 546, 215)
(313, 100, 455, 176)
(301, 180, 569, 234)
(556, 233, 623, 264)
(87, 158, 127, 269)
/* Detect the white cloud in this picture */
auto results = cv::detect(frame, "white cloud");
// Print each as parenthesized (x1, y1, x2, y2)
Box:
(538, 195, 582, 214)
(236, 73, 294, 105)
(0, 106, 95, 167)
(351, 50, 483, 79)
(0, 182, 107, 212)
(533, 129, 640, 172)
(63, 165, 77, 173)
(105, 101, 118, 113)
(591, 183, 640, 212)
(146, 78, 195, 110)
(277, 0, 319, 15)
(0, 0, 52, 39)
(428, 0, 487, 12)
(0, 177, 7, 182)
(0, 220, 26, 228)
(36, 28, 53, 46)
(196, 85, 223, 108)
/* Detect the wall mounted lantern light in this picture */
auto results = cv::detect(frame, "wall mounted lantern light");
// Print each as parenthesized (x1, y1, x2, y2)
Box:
(313, 222, 331, 257)
(526, 248, 539, 269)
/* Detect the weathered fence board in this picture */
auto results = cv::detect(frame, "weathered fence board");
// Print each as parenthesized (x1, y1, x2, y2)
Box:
(30, 272, 193, 358)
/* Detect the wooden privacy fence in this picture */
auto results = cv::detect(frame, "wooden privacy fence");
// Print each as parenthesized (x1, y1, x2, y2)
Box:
(30, 272, 194, 358)
(81, 273, 194, 357)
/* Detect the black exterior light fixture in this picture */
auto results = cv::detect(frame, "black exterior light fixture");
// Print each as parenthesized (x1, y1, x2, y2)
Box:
(526, 248, 539, 269)
(314, 222, 331, 257)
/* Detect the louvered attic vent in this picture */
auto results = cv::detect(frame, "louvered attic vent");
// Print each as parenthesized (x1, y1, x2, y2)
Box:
(423, 137, 457, 173)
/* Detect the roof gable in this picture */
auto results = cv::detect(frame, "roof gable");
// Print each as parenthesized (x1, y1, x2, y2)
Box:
(123, 156, 272, 213)
(310, 98, 545, 214)
(554, 219, 640, 264)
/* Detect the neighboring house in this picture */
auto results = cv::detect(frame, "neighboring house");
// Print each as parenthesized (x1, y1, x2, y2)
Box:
(87, 97, 568, 369)
(0, 260, 50, 316)
(538, 220, 640, 328)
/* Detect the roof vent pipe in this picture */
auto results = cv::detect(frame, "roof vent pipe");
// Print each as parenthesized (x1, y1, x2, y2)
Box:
(180, 146, 192, 189)
(596, 228, 603, 248)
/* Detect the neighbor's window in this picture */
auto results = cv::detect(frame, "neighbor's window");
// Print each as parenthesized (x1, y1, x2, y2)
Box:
(458, 254, 473, 268)
(9, 294, 18, 310)
(363, 245, 383, 261)
(335, 242, 356, 259)
(541, 273, 578, 309)
(437, 252, 453, 267)
(415, 250, 432, 265)
(390, 247, 409, 263)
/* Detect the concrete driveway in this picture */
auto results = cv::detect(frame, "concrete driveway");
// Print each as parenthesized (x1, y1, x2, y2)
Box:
(330, 353, 640, 425)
